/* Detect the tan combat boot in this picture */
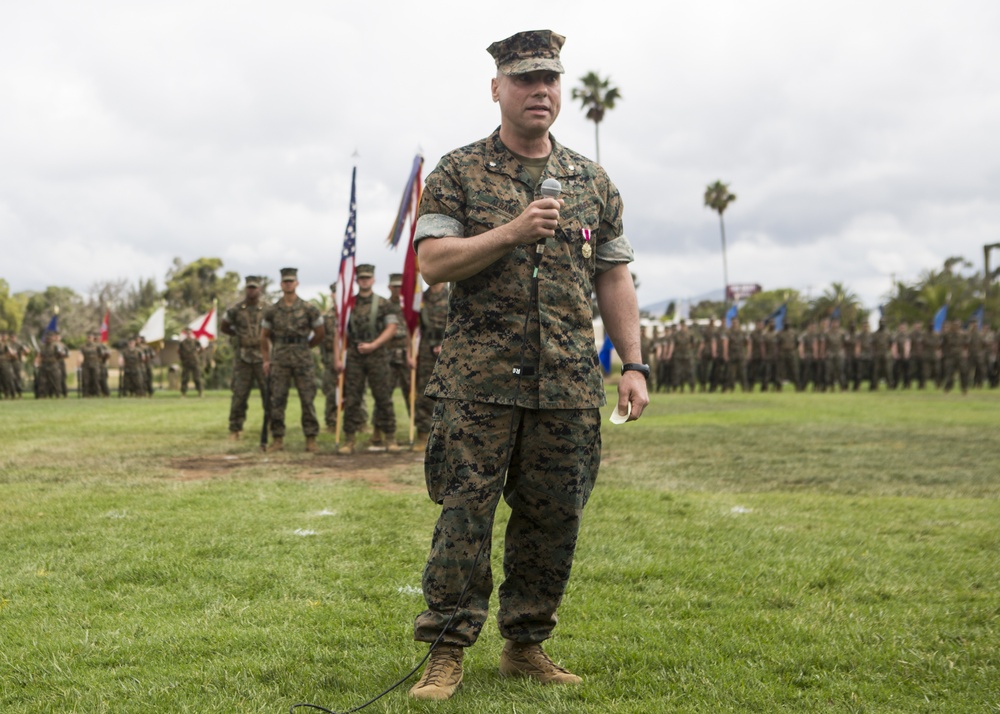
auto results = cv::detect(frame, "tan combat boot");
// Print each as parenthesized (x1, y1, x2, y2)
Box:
(408, 644, 463, 701)
(386, 438, 402, 453)
(268, 437, 284, 452)
(412, 431, 429, 452)
(499, 640, 582, 685)
(228, 431, 241, 442)
(337, 436, 355, 455)
(305, 436, 318, 453)
(367, 427, 385, 451)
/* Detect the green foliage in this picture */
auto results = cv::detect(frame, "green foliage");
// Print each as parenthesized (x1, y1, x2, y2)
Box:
(704, 180, 737, 216)
(164, 257, 240, 324)
(740, 288, 807, 326)
(571, 70, 621, 164)
(690, 299, 726, 320)
(19, 286, 88, 347)
(0, 278, 27, 333)
(803, 281, 868, 326)
(883, 256, 996, 328)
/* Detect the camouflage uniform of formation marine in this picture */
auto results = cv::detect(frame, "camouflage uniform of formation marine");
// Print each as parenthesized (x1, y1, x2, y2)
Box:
(80, 333, 102, 397)
(223, 275, 266, 435)
(121, 339, 145, 397)
(261, 269, 324, 445)
(321, 283, 341, 432)
(385, 273, 412, 416)
(340, 265, 399, 450)
(413, 283, 449, 445)
(178, 333, 203, 396)
(411, 40, 636, 663)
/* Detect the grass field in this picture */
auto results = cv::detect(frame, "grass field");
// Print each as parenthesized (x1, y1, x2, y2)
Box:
(1, 388, 998, 713)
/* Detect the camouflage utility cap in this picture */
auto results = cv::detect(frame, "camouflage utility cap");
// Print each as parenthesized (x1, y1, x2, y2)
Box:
(245, 275, 261, 288)
(488, 29, 565, 76)
(280, 268, 298, 281)
(356, 264, 375, 278)
(389, 273, 403, 287)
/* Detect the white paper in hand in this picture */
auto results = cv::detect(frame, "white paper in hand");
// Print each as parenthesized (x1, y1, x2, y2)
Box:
(609, 401, 631, 424)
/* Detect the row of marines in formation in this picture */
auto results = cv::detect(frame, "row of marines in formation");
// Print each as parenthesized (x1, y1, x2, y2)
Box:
(221, 266, 449, 453)
(0, 329, 205, 399)
(642, 317, 1000, 394)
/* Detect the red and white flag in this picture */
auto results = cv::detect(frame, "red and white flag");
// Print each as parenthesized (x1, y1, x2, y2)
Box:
(188, 307, 217, 347)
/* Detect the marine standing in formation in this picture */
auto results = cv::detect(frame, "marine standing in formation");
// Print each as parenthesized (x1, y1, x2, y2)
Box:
(178, 329, 203, 397)
(407, 29, 648, 701)
(260, 267, 324, 453)
(320, 282, 343, 434)
(412, 281, 449, 451)
(80, 332, 103, 397)
(221, 275, 266, 440)
(337, 264, 400, 454)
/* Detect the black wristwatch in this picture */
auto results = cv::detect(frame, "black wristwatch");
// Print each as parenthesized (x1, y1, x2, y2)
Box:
(621, 363, 651, 378)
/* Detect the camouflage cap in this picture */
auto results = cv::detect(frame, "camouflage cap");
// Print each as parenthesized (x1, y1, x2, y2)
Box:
(279, 267, 298, 281)
(389, 273, 403, 287)
(487, 29, 565, 76)
(356, 264, 375, 278)
(329, 282, 338, 292)
(245, 275, 261, 288)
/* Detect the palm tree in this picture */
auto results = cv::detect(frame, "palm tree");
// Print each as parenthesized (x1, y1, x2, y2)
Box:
(571, 72, 621, 165)
(703, 180, 737, 306)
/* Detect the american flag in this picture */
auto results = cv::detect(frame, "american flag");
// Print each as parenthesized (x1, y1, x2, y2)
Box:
(337, 167, 358, 340)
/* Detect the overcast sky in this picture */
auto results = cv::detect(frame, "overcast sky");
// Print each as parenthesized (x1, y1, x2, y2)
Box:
(3, 0, 998, 313)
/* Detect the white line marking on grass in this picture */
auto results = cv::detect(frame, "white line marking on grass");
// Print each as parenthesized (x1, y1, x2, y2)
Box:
(293, 528, 317, 536)
(730, 506, 753, 514)
(396, 585, 422, 596)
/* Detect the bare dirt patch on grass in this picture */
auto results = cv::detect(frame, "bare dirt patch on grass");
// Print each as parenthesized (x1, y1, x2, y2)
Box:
(169, 451, 424, 491)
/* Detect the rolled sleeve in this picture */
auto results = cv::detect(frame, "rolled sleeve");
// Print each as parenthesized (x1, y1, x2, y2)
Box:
(595, 234, 635, 274)
(414, 213, 464, 248)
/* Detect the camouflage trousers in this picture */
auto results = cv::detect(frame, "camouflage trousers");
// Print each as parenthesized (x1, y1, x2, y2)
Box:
(672, 356, 695, 391)
(268, 358, 319, 438)
(123, 367, 145, 396)
(81, 364, 102, 397)
(0, 362, 14, 398)
(414, 399, 601, 647)
(229, 359, 265, 432)
(342, 348, 395, 437)
(322, 362, 338, 428)
(389, 360, 412, 416)
(180, 360, 202, 395)
(724, 357, 748, 392)
(942, 356, 970, 393)
(37, 364, 62, 398)
(826, 355, 847, 390)
(776, 352, 799, 389)
(413, 341, 439, 434)
(871, 355, 894, 390)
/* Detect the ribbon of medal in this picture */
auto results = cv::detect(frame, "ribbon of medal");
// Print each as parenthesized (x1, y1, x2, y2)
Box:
(581, 228, 592, 258)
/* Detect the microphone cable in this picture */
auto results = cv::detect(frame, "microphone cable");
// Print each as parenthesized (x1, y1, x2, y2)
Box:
(290, 217, 551, 714)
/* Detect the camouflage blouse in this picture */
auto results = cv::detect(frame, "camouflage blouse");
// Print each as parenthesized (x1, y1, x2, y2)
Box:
(414, 129, 633, 409)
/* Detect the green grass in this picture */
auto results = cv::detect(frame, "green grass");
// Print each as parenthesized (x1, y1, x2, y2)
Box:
(1, 389, 998, 713)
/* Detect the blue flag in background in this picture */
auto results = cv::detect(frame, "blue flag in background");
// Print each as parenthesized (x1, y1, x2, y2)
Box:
(599, 334, 614, 375)
(45, 315, 58, 333)
(831, 305, 841, 320)
(767, 303, 787, 332)
(971, 304, 985, 329)
(933, 305, 948, 334)
(724, 304, 738, 329)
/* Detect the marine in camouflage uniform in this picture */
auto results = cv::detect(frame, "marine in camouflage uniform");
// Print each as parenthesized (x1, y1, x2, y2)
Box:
(776, 324, 800, 390)
(319, 283, 343, 433)
(36, 332, 65, 398)
(260, 267, 325, 451)
(854, 321, 873, 390)
(893, 322, 911, 389)
(121, 337, 145, 397)
(0, 333, 15, 398)
(871, 321, 895, 390)
(339, 264, 400, 452)
(80, 332, 102, 397)
(138, 336, 155, 396)
(941, 320, 970, 393)
(761, 322, 779, 391)
(178, 330, 203, 397)
(97, 340, 111, 396)
(968, 322, 989, 388)
(413, 282, 449, 449)
(825, 319, 847, 391)
(670, 321, 697, 392)
(221, 275, 267, 438)
(909, 322, 928, 389)
(385, 273, 413, 417)
(749, 320, 767, 390)
(723, 318, 748, 391)
(409, 30, 648, 700)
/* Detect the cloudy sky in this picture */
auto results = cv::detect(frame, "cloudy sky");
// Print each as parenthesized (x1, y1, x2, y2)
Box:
(3, 0, 998, 312)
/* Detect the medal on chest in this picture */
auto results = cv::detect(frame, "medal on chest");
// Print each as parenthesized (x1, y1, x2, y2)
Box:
(581, 228, 592, 258)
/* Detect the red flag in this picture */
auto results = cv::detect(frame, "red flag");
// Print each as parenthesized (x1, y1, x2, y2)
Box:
(387, 155, 424, 335)
(337, 167, 358, 341)
(100, 310, 110, 343)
